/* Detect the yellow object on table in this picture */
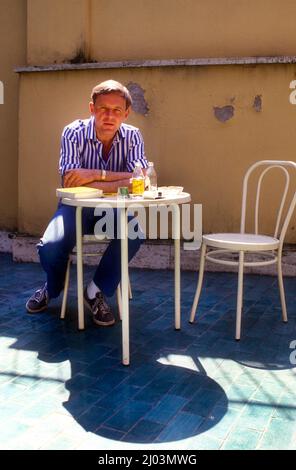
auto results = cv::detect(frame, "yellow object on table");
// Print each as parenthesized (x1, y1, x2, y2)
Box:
(56, 187, 103, 198)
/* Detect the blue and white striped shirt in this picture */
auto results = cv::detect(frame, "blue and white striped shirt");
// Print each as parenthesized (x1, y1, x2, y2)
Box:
(59, 116, 148, 175)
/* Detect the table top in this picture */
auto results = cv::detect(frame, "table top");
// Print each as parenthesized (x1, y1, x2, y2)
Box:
(62, 192, 191, 208)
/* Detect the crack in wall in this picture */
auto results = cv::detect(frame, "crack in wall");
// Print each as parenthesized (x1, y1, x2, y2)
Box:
(253, 95, 262, 112)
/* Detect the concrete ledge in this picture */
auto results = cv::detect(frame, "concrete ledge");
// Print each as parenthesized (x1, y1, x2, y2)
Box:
(9, 233, 173, 270)
(15, 55, 296, 73)
(2, 231, 296, 276)
(0, 230, 13, 253)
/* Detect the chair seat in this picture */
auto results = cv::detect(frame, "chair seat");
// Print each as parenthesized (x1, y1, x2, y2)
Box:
(203, 233, 280, 251)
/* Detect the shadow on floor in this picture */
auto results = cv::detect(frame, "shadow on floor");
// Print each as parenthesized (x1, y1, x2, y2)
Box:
(1, 253, 295, 447)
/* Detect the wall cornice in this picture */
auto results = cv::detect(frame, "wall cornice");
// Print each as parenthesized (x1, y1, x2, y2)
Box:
(15, 56, 296, 73)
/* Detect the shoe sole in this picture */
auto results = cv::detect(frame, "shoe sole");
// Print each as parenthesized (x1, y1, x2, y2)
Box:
(83, 298, 115, 327)
(26, 303, 48, 314)
(93, 317, 115, 327)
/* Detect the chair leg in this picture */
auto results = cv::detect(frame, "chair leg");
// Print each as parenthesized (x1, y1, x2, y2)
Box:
(189, 242, 207, 323)
(128, 275, 133, 300)
(277, 252, 288, 322)
(235, 251, 244, 340)
(116, 284, 122, 321)
(60, 258, 71, 319)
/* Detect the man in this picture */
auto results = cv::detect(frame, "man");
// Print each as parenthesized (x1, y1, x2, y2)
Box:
(26, 80, 148, 326)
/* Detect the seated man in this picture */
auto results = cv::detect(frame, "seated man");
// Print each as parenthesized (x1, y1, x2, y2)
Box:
(26, 79, 148, 326)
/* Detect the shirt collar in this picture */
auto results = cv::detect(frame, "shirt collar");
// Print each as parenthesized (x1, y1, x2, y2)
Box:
(118, 124, 126, 139)
(86, 116, 97, 141)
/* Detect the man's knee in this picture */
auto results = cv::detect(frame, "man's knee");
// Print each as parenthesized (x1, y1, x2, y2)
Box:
(39, 204, 76, 249)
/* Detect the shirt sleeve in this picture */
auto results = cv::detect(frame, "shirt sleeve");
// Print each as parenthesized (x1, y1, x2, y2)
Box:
(125, 129, 149, 172)
(58, 126, 82, 176)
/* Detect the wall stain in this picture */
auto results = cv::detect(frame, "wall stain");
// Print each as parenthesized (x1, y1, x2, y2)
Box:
(213, 105, 234, 122)
(126, 82, 149, 115)
(67, 45, 95, 64)
(253, 95, 262, 112)
(69, 48, 89, 64)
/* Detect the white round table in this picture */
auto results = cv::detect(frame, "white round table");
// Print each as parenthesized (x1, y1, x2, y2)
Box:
(62, 192, 191, 365)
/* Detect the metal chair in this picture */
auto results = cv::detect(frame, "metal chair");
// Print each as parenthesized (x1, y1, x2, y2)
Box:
(190, 160, 296, 340)
(60, 235, 132, 325)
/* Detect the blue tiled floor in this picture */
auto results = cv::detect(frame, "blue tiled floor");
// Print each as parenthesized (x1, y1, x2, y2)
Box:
(0, 252, 295, 449)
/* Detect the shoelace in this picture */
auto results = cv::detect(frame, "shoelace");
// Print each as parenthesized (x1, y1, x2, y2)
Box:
(34, 287, 46, 302)
(94, 294, 110, 316)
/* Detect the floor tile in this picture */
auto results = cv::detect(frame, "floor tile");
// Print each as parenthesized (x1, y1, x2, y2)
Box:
(0, 253, 295, 449)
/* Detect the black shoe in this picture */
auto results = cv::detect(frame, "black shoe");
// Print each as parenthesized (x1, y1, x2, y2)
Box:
(84, 288, 115, 326)
(26, 284, 49, 313)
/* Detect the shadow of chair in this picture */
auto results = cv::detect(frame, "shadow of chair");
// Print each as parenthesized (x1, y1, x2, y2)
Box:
(190, 160, 296, 340)
(60, 234, 132, 327)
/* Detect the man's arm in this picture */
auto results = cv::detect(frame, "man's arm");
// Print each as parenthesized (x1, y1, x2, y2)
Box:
(87, 179, 132, 193)
(125, 129, 149, 172)
(63, 168, 133, 187)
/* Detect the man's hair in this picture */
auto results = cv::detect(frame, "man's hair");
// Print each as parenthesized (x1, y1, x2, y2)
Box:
(91, 80, 132, 109)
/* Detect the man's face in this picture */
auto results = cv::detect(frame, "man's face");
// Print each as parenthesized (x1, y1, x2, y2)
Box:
(89, 92, 130, 140)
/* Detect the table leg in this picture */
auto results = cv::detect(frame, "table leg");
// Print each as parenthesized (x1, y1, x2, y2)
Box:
(173, 204, 181, 329)
(120, 206, 129, 365)
(76, 206, 84, 330)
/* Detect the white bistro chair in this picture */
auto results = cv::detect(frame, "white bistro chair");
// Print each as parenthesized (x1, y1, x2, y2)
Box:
(190, 160, 296, 340)
(60, 234, 132, 327)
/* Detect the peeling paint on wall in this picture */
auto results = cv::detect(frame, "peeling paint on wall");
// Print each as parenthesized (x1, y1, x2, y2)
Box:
(213, 105, 234, 122)
(253, 95, 262, 112)
(126, 82, 149, 115)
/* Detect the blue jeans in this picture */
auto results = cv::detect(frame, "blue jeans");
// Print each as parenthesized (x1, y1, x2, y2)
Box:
(38, 203, 143, 299)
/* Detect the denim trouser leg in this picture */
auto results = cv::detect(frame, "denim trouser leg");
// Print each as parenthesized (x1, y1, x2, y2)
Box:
(93, 230, 142, 297)
(38, 203, 94, 298)
(91, 210, 143, 296)
(38, 203, 143, 299)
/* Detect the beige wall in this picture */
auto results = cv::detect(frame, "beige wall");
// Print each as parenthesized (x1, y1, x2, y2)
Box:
(0, 0, 26, 230)
(27, 0, 296, 65)
(9, 0, 296, 242)
(18, 64, 296, 241)
(27, 0, 90, 65)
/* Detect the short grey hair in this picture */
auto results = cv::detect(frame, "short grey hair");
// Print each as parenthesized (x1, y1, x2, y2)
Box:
(91, 80, 132, 109)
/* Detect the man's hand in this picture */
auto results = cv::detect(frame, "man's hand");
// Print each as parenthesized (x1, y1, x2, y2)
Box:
(64, 168, 133, 187)
(88, 178, 132, 193)
(64, 169, 99, 187)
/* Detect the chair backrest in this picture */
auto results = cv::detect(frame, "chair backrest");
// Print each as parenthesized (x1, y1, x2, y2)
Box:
(240, 160, 296, 244)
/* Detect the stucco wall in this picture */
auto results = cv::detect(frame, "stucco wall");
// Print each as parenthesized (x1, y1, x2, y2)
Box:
(18, 64, 296, 240)
(27, 0, 296, 65)
(0, 0, 26, 230)
(27, 0, 89, 65)
(11, 0, 296, 242)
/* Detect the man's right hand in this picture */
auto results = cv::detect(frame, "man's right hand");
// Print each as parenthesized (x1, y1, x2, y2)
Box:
(64, 168, 132, 187)
(64, 169, 99, 187)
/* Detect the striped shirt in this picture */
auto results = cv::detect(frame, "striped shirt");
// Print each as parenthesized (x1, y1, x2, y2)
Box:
(59, 116, 148, 175)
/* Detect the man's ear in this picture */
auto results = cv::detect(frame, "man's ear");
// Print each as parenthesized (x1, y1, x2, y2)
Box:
(124, 106, 131, 119)
(89, 101, 94, 114)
